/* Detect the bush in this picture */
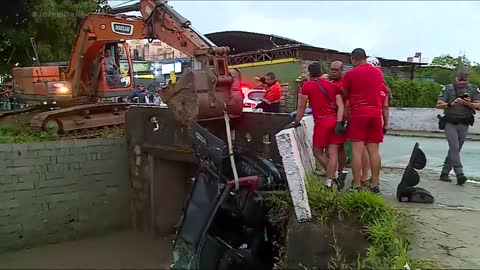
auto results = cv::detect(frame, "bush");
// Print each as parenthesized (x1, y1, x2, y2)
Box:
(385, 76, 442, 108)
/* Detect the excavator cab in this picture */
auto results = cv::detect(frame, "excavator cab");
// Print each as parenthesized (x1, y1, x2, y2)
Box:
(96, 42, 134, 98)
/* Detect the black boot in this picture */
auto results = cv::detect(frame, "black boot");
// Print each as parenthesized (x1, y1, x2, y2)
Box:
(456, 174, 467, 186)
(439, 173, 451, 182)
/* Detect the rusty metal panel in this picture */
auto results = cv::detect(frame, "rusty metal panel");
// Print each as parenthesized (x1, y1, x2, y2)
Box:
(125, 106, 293, 165)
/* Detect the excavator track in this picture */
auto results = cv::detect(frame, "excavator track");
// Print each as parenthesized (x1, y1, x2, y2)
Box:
(28, 103, 131, 135)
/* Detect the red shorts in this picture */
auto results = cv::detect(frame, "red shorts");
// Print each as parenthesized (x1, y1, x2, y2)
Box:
(313, 119, 346, 148)
(347, 116, 383, 143)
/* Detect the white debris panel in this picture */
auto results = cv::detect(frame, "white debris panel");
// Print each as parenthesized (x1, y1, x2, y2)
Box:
(275, 116, 315, 222)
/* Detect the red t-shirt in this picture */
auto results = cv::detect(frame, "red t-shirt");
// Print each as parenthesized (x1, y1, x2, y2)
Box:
(301, 78, 341, 122)
(342, 63, 384, 117)
(263, 81, 282, 103)
(380, 82, 389, 105)
(332, 78, 343, 89)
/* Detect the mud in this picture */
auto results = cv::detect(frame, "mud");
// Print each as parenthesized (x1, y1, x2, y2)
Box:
(0, 231, 174, 269)
(286, 214, 368, 270)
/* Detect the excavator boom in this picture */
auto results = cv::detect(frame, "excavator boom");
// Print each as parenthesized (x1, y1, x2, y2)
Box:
(110, 0, 243, 124)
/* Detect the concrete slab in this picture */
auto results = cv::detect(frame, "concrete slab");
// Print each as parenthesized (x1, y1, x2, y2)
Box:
(275, 117, 315, 222)
(0, 231, 173, 269)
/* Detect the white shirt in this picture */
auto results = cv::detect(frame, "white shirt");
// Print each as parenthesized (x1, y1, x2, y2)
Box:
(104, 56, 116, 71)
(154, 96, 161, 105)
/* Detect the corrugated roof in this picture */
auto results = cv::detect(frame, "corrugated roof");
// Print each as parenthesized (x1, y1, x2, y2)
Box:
(205, 30, 308, 54)
(205, 31, 424, 67)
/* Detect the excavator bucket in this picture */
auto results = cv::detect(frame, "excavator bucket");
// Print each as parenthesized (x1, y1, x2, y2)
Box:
(159, 68, 243, 125)
(159, 70, 199, 126)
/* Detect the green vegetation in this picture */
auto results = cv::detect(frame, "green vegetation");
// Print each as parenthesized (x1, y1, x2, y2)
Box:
(0, 114, 57, 143)
(414, 53, 480, 86)
(0, 114, 124, 144)
(259, 175, 435, 269)
(386, 76, 442, 108)
(0, 0, 110, 76)
(305, 175, 415, 269)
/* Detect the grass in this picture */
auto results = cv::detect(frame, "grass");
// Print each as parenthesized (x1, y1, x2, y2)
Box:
(304, 174, 434, 269)
(259, 174, 435, 270)
(0, 115, 58, 143)
(0, 114, 124, 144)
(257, 190, 293, 270)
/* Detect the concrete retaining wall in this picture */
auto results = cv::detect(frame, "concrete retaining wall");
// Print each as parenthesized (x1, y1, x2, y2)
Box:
(389, 108, 480, 135)
(0, 138, 129, 252)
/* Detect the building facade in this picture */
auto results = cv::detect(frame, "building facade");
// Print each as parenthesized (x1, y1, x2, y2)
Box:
(126, 40, 189, 61)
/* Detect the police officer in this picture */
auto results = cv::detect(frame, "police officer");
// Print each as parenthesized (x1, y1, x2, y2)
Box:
(436, 69, 480, 185)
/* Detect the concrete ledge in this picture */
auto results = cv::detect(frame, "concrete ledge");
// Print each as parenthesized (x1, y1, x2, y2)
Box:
(389, 107, 480, 135)
(387, 130, 480, 141)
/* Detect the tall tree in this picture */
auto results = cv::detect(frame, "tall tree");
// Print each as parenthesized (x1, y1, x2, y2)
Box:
(0, 0, 31, 75)
(431, 54, 471, 69)
(0, 0, 110, 76)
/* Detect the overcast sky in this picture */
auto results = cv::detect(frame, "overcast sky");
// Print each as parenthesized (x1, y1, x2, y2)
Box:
(114, 1, 480, 63)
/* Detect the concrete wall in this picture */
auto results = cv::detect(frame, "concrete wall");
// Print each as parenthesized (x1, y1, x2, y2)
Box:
(389, 108, 480, 135)
(0, 138, 129, 253)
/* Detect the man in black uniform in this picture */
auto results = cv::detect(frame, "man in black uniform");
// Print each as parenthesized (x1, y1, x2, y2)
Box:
(436, 69, 480, 185)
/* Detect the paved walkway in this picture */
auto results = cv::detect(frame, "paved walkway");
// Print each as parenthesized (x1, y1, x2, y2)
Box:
(379, 168, 480, 269)
(377, 134, 480, 269)
(0, 231, 173, 269)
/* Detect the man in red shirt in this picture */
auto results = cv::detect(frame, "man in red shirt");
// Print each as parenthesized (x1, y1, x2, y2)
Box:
(321, 61, 348, 184)
(361, 57, 390, 187)
(293, 62, 346, 188)
(342, 48, 385, 193)
(321, 61, 344, 88)
(256, 72, 282, 112)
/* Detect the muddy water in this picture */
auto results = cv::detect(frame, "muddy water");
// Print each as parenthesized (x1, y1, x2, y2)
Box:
(0, 231, 174, 269)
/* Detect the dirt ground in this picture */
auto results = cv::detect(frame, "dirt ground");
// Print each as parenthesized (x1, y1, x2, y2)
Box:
(0, 231, 174, 269)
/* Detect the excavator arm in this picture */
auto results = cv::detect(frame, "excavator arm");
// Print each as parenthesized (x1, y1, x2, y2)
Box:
(108, 0, 243, 124)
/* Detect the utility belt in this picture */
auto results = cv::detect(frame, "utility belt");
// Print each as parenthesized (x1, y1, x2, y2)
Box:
(437, 114, 475, 129)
